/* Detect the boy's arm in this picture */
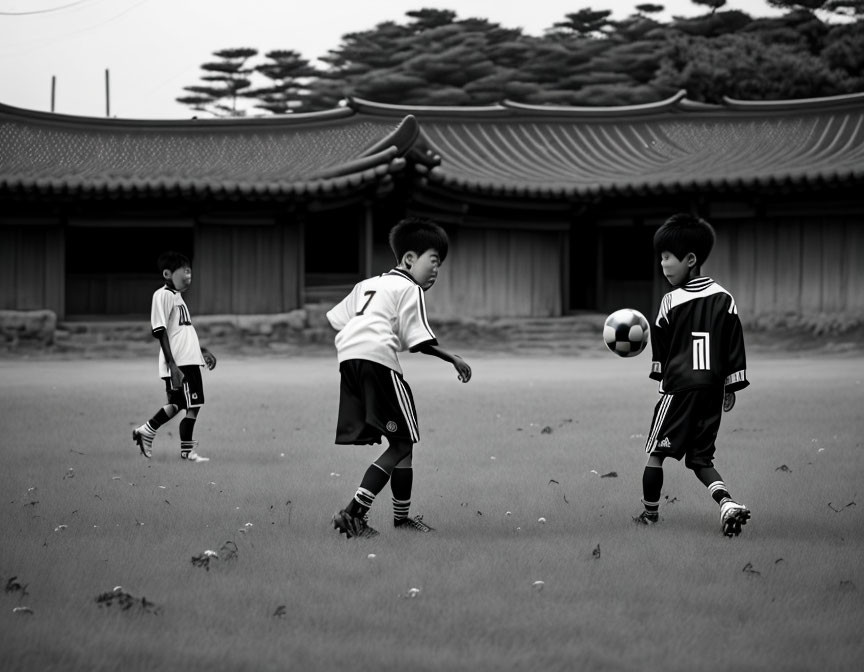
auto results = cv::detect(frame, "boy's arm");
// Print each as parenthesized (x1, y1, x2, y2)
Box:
(414, 342, 472, 383)
(153, 328, 184, 389)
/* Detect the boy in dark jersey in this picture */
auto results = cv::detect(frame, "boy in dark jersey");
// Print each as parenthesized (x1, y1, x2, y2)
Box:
(326, 217, 472, 539)
(635, 214, 751, 536)
(132, 251, 217, 463)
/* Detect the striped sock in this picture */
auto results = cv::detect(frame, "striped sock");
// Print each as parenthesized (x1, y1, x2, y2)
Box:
(180, 439, 198, 458)
(348, 487, 376, 518)
(707, 480, 732, 506)
(392, 498, 411, 522)
(139, 422, 157, 438)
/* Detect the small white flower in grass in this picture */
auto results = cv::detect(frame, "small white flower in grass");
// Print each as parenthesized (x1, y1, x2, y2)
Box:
(54, 524, 67, 532)
(280, 453, 285, 457)
(113, 586, 123, 592)
(158, 486, 166, 489)
(516, 527, 521, 531)
(203, 550, 218, 558)
(532, 581, 545, 591)
(13, 606, 34, 615)
(407, 587, 421, 598)
(538, 517, 547, 524)
(330, 472, 341, 477)
(505, 511, 512, 517)
(244, 522, 253, 528)
(490, 456, 496, 460)
(367, 553, 376, 559)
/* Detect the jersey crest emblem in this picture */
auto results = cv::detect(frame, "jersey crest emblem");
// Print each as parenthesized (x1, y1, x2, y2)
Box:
(386, 421, 398, 433)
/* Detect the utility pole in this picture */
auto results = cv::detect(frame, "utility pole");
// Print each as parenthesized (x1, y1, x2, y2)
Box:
(105, 69, 110, 117)
(51, 76, 56, 112)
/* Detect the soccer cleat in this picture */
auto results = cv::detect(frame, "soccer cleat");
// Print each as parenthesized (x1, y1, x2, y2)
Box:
(132, 425, 155, 459)
(633, 511, 659, 526)
(720, 502, 751, 537)
(332, 510, 379, 539)
(394, 515, 435, 532)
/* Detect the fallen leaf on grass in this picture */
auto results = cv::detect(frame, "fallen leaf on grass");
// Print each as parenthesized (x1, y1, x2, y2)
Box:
(828, 501, 856, 512)
(600, 472, 618, 478)
(775, 465, 791, 472)
(742, 562, 761, 576)
(273, 605, 287, 618)
(592, 544, 601, 559)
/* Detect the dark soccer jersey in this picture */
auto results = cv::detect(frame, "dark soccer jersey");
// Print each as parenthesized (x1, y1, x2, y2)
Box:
(649, 277, 749, 394)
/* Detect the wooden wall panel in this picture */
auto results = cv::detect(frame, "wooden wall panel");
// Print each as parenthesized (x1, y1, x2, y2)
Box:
(845, 220, 864, 312)
(193, 226, 233, 314)
(427, 227, 562, 318)
(773, 220, 802, 313)
(753, 218, 777, 316)
(820, 221, 845, 313)
(800, 225, 823, 313)
(195, 220, 301, 315)
(0, 228, 16, 309)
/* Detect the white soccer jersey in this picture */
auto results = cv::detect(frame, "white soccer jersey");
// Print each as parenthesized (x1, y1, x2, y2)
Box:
(150, 285, 204, 378)
(326, 268, 437, 373)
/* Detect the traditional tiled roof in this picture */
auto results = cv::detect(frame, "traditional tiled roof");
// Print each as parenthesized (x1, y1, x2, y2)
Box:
(1, 90, 863, 202)
(347, 90, 864, 199)
(0, 103, 418, 200)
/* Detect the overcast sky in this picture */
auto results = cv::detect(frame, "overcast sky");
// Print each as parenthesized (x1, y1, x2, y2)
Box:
(0, 0, 786, 120)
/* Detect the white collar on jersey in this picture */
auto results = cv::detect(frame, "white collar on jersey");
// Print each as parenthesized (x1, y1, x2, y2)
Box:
(385, 268, 419, 285)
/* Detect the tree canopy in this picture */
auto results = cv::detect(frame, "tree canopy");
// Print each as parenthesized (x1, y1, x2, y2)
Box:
(177, 4, 864, 116)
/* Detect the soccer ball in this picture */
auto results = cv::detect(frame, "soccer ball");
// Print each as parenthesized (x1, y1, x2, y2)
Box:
(603, 308, 649, 357)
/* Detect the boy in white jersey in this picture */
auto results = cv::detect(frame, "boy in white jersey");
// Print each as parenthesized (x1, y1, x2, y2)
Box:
(327, 217, 472, 539)
(634, 214, 751, 536)
(132, 251, 216, 463)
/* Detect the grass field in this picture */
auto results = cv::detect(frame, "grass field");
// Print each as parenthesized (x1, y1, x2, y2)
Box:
(1, 351, 863, 672)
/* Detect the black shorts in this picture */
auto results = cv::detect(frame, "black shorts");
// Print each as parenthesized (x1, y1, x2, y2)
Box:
(643, 387, 724, 469)
(336, 359, 419, 445)
(162, 365, 204, 410)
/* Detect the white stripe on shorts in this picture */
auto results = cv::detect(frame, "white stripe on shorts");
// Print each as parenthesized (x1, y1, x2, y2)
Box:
(644, 393, 673, 453)
(390, 371, 419, 442)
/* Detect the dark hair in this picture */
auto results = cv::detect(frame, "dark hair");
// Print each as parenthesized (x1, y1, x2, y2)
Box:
(653, 213, 716, 266)
(388, 216, 449, 263)
(157, 250, 191, 273)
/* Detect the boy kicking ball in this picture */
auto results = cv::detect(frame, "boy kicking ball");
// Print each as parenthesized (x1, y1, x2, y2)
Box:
(326, 217, 472, 539)
(635, 214, 751, 536)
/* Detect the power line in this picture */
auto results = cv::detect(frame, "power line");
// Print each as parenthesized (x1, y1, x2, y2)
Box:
(0, 1, 93, 16)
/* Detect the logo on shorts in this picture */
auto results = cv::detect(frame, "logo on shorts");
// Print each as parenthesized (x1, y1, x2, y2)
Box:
(191, 393, 198, 400)
(386, 421, 398, 433)
(657, 437, 672, 449)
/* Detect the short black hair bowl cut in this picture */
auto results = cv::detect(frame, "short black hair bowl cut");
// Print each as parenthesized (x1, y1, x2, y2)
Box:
(389, 217, 449, 263)
(653, 213, 716, 266)
(157, 251, 191, 273)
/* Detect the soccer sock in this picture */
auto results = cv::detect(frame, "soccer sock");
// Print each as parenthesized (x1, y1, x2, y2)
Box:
(642, 465, 664, 514)
(390, 467, 413, 522)
(179, 417, 196, 442)
(694, 467, 732, 506)
(179, 417, 196, 457)
(147, 405, 177, 431)
(347, 464, 390, 517)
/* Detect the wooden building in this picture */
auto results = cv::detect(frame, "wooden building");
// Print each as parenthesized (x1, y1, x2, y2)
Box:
(1, 90, 863, 322)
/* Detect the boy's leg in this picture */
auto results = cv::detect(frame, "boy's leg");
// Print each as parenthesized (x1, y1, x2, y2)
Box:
(390, 454, 413, 523)
(133, 403, 178, 458)
(635, 454, 664, 525)
(390, 454, 434, 532)
(334, 440, 412, 538)
(179, 407, 209, 462)
(177, 366, 208, 462)
(692, 465, 750, 536)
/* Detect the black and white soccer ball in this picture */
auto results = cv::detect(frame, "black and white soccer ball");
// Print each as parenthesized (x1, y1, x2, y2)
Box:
(603, 308, 649, 357)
